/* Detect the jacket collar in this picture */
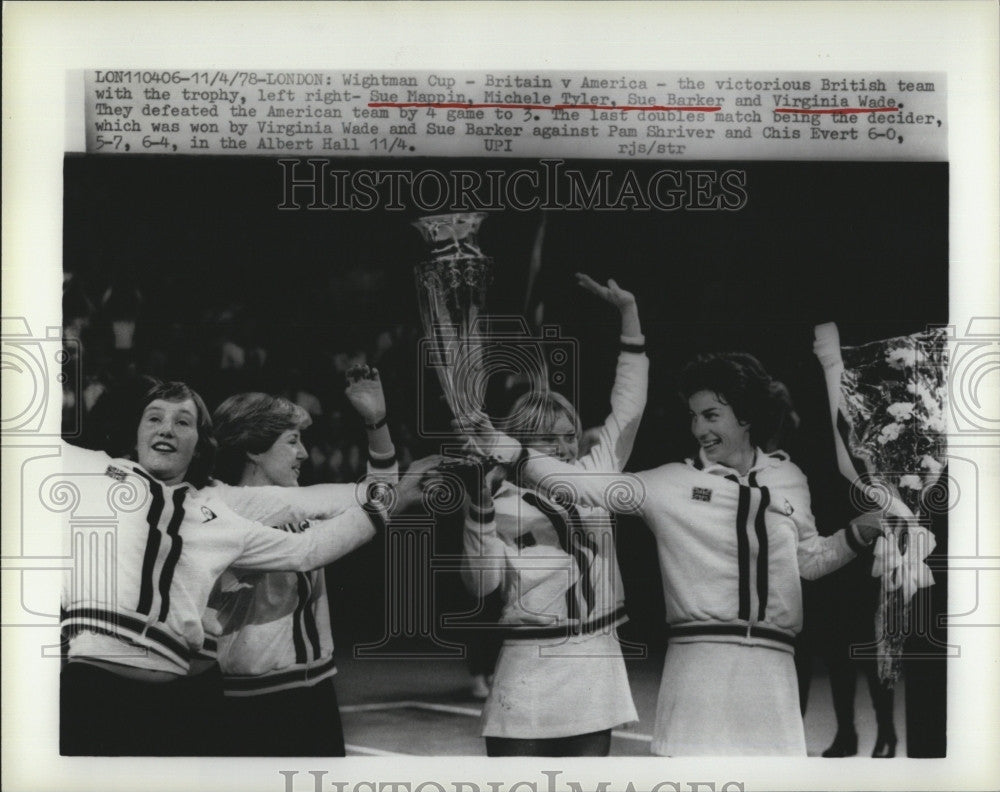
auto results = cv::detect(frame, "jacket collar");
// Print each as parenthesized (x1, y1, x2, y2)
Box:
(688, 447, 786, 478)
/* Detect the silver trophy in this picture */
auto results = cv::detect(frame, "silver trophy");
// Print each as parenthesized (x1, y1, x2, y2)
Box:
(412, 212, 496, 471)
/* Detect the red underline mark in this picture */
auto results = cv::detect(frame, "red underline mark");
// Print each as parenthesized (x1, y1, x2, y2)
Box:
(772, 107, 898, 115)
(368, 102, 723, 113)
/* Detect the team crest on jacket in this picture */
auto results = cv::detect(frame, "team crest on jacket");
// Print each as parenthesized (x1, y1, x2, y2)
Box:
(104, 464, 127, 482)
(691, 487, 712, 502)
(201, 506, 217, 522)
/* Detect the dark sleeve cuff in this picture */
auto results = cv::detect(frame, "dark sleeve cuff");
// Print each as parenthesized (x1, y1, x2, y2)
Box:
(510, 446, 533, 489)
(845, 524, 869, 554)
(468, 502, 495, 524)
(362, 500, 389, 532)
(369, 450, 398, 469)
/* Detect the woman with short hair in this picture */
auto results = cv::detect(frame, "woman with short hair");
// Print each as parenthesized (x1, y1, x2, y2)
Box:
(207, 366, 397, 756)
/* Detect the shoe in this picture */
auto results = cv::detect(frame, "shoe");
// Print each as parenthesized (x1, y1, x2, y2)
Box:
(872, 729, 897, 758)
(822, 730, 858, 757)
(470, 674, 490, 700)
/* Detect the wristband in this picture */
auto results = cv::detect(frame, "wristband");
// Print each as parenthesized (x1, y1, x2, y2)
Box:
(846, 523, 874, 554)
(369, 449, 398, 469)
(362, 499, 389, 532)
(366, 415, 388, 431)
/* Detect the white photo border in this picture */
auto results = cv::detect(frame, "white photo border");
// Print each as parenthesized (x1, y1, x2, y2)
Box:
(3, 2, 998, 791)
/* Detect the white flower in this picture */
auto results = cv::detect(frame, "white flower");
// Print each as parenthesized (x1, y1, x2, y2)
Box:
(917, 385, 943, 414)
(923, 415, 947, 434)
(886, 347, 917, 369)
(887, 402, 915, 421)
(899, 475, 923, 490)
(879, 423, 903, 443)
(921, 455, 943, 476)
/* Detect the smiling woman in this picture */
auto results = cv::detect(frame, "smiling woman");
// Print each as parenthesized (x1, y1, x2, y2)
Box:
(135, 382, 216, 486)
(58, 378, 422, 756)
(211, 392, 312, 488)
(478, 352, 886, 756)
(204, 365, 399, 757)
(681, 352, 798, 475)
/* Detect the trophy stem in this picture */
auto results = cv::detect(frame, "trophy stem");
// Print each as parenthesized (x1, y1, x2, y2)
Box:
(412, 213, 494, 423)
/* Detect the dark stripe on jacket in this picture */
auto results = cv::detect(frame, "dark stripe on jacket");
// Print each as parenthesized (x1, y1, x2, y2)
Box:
(156, 487, 188, 622)
(302, 572, 323, 660)
(61, 607, 190, 662)
(292, 573, 310, 664)
(754, 485, 771, 622)
(735, 485, 752, 622)
(135, 472, 165, 616)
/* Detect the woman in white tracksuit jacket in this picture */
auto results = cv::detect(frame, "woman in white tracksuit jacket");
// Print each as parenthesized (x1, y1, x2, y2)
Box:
(59, 379, 413, 756)
(207, 365, 398, 756)
(460, 273, 645, 757)
(489, 352, 883, 756)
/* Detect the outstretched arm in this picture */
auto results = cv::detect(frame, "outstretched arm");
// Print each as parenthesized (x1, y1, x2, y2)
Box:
(218, 365, 401, 523)
(233, 455, 438, 572)
(781, 462, 880, 579)
(212, 482, 359, 524)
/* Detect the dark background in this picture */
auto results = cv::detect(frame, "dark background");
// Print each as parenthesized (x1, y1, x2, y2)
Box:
(62, 156, 948, 715)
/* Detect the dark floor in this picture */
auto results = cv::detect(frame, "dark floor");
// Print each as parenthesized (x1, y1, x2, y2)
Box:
(333, 646, 906, 757)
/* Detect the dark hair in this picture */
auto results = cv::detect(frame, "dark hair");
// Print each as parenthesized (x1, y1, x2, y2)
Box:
(211, 392, 311, 485)
(678, 352, 799, 451)
(133, 381, 217, 488)
(87, 374, 163, 457)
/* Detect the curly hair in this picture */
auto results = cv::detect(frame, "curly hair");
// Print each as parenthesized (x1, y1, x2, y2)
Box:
(678, 352, 799, 451)
(211, 392, 311, 485)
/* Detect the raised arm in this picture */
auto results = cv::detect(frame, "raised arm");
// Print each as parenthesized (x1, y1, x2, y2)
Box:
(570, 272, 649, 472)
(344, 364, 399, 484)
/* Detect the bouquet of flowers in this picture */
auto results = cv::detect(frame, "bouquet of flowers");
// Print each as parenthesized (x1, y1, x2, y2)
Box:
(814, 323, 948, 684)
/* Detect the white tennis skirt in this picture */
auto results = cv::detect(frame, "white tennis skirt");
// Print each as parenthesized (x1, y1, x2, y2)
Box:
(480, 631, 638, 739)
(651, 640, 806, 756)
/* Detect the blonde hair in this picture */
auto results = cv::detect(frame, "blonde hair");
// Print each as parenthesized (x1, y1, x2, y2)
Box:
(503, 390, 581, 441)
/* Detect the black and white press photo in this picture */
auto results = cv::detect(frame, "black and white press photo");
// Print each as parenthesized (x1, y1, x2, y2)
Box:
(3, 6, 998, 792)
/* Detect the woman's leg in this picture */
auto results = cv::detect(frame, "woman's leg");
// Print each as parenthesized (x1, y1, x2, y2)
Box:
(865, 661, 897, 757)
(822, 648, 859, 757)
